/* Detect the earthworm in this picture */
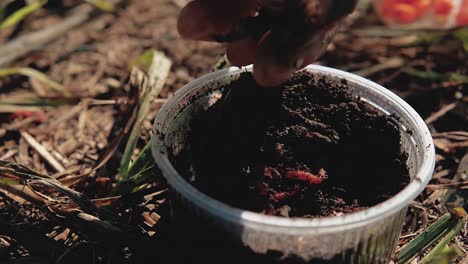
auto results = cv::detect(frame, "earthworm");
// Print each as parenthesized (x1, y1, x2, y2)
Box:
(285, 169, 327, 185)
(272, 189, 299, 201)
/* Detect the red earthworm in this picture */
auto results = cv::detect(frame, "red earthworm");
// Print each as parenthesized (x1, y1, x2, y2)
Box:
(272, 189, 299, 201)
(273, 192, 290, 201)
(285, 169, 327, 185)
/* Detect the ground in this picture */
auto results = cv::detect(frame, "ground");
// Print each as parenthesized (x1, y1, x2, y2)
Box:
(0, 0, 466, 263)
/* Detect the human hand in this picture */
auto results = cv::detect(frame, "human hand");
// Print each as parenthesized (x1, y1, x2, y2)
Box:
(177, 0, 358, 86)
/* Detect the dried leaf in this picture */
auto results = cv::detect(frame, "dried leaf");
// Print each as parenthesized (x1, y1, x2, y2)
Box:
(119, 51, 171, 180)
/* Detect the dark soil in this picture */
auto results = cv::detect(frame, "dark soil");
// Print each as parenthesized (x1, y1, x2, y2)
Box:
(184, 71, 410, 217)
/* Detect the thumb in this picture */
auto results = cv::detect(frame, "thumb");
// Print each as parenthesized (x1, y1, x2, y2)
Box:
(253, 25, 335, 87)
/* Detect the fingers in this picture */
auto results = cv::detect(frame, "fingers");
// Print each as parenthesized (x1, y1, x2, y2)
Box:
(178, 0, 358, 87)
(177, 0, 258, 41)
(252, 0, 359, 86)
(253, 25, 335, 86)
(226, 37, 257, 66)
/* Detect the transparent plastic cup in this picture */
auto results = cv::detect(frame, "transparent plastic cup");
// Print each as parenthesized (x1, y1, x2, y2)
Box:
(151, 65, 435, 263)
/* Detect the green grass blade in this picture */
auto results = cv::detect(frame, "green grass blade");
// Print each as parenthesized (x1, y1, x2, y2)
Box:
(0, 0, 48, 30)
(126, 141, 153, 179)
(0, 67, 70, 96)
(114, 141, 162, 194)
(396, 212, 452, 264)
(420, 208, 466, 264)
(84, 0, 115, 12)
(119, 93, 152, 180)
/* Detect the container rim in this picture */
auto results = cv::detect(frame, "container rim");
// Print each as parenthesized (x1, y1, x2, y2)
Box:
(152, 64, 435, 229)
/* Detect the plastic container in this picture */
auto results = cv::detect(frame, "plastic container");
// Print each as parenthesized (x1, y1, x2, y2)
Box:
(373, 0, 468, 29)
(151, 65, 435, 263)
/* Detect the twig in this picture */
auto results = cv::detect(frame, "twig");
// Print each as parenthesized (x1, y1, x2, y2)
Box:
(432, 169, 450, 179)
(60, 196, 121, 210)
(58, 174, 88, 187)
(20, 130, 65, 172)
(0, 183, 50, 207)
(433, 131, 468, 137)
(51, 165, 81, 179)
(49, 103, 85, 128)
(432, 131, 468, 141)
(352, 57, 405, 77)
(86, 99, 119, 105)
(448, 141, 468, 150)
(427, 180, 468, 190)
(425, 102, 457, 125)
(0, 149, 17, 160)
(4, 116, 38, 131)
